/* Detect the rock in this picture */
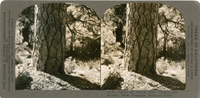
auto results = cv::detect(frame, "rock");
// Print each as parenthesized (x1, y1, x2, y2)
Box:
(64, 57, 76, 74)
(101, 71, 124, 90)
(15, 71, 33, 90)
(100, 65, 110, 86)
(113, 50, 123, 57)
(15, 64, 23, 78)
(15, 55, 23, 64)
(101, 55, 114, 66)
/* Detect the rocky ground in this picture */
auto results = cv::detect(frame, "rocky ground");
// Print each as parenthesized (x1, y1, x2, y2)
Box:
(15, 43, 185, 90)
(100, 43, 186, 90)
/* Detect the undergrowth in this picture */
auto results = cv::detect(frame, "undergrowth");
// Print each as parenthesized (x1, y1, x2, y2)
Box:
(156, 57, 185, 83)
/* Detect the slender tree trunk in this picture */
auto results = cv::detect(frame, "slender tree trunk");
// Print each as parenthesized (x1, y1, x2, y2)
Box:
(66, 23, 74, 57)
(32, 4, 38, 70)
(163, 33, 167, 58)
(124, 3, 158, 75)
(32, 3, 66, 74)
(116, 23, 123, 44)
(124, 3, 130, 71)
(70, 32, 74, 56)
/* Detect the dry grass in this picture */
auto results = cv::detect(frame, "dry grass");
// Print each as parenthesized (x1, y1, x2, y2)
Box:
(67, 58, 101, 85)
(16, 40, 185, 90)
(15, 57, 101, 90)
(100, 42, 186, 90)
(16, 49, 101, 90)
(156, 57, 186, 83)
(76, 59, 100, 71)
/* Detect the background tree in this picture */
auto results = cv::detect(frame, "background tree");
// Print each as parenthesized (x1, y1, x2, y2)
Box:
(113, 4, 126, 47)
(101, 4, 126, 59)
(101, 4, 126, 46)
(16, 6, 35, 48)
(157, 4, 185, 61)
(65, 4, 100, 60)
(124, 3, 158, 75)
(15, 6, 35, 66)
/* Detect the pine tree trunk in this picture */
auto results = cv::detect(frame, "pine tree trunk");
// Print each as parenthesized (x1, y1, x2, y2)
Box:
(32, 3, 66, 74)
(124, 3, 158, 75)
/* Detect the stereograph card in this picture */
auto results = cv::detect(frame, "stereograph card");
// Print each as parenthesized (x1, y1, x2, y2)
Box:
(0, 0, 200, 98)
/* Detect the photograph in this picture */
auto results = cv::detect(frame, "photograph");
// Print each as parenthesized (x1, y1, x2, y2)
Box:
(15, 2, 186, 91)
(15, 3, 101, 90)
(100, 3, 186, 90)
(1, 0, 200, 98)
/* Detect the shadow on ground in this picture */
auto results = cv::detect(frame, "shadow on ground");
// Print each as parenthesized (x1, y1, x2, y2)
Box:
(144, 74, 185, 90)
(52, 73, 101, 90)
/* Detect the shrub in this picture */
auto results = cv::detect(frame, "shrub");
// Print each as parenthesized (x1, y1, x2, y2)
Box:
(101, 71, 124, 90)
(157, 37, 185, 62)
(65, 36, 100, 61)
(101, 56, 115, 66)
(156, 57, 186, 83)
(16, 71, 33, 90)
(75, 37, 100, 60)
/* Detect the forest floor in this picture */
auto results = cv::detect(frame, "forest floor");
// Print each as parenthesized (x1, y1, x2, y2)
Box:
(100, 43, 186, 90)
(16, 59, 101, 90)
(15, 52, 101, 90)
(15, 43, 185, 90)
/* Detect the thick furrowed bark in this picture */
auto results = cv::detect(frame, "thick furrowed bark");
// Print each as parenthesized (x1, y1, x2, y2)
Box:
(32, 3, 66, 74)
(124, 3, 158, 75)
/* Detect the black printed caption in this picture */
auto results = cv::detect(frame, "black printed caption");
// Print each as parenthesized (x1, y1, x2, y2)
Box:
(188, 22, 198, 80)
(106, 90, 178, 97)
(2, 10, 14, 91)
